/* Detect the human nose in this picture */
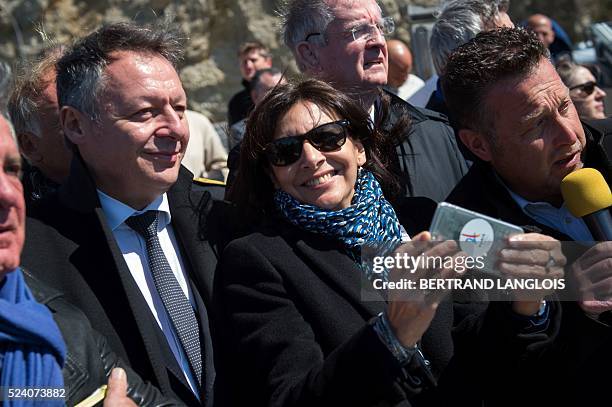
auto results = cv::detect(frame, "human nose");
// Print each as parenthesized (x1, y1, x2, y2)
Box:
(157, 107, 186, 139)
(299, 141, 325, 169)
(595, 86, 606, 99)
(0, 173, 21, 210)
(551, 115, 579, 147)
(367, 26, 386, 46)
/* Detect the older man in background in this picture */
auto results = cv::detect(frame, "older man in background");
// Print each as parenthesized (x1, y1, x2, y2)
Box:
(8, 46, 72, 207)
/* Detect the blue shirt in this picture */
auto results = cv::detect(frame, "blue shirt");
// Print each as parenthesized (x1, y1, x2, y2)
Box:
(507, 189, 594, 242)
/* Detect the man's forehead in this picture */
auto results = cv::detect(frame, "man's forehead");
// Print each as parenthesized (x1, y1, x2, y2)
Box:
(328, 0, 381, 21)
(0, 117, 19, 154)
(488, 63, 569, 123)
(241, 49, 265, 60)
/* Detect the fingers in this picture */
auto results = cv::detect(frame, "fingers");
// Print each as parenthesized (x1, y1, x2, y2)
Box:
(104, 368, 131, 407)
(412, 231, 431, 241)
(507, 233, 557, 246)
(576, 242, 612, 270)
(498, 248, 566, 268)
(584, 276, 612, 300)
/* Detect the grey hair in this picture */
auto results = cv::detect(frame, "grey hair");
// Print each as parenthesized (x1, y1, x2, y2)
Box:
(0, 112, 17, 144)
(0, 62, 17, 144)
(8, 46, 64, 138)
(279, 0, 336, 53)
(56, 21, 185, 121)
(0, 60, 12, 114)
(251, 67, 283, 93)
(430, 0, 506, 75)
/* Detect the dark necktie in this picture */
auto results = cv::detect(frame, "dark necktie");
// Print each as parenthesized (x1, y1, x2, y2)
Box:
(125, 210, 202, 386)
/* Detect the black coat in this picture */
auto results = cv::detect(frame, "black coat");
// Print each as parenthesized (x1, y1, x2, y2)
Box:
(22, 156, 218, 407)
(378, 91, 468, 202)
(23, 269, 179, 406)
(227, 80, 253, 126)
(213, 198, 561, 407)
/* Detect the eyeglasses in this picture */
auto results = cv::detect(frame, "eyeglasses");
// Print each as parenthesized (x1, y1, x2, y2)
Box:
(569, 81, 597, 95)
(305, 16, 395, 43)
(264, 120, 349, 166)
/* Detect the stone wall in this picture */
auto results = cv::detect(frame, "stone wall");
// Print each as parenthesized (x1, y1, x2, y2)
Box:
(0, 0, 606, 122)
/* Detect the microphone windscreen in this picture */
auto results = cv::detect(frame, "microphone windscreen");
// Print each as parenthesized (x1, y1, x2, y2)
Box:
(561, 168, 612, 217)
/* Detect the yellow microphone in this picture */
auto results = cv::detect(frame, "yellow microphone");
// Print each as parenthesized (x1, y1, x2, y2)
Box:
(561, 168, 612, 241)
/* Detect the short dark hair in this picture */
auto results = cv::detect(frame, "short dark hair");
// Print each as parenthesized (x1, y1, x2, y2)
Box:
(238, 41, 271, 59)
(442, 27, 549, 136)
(227, 78, 399, 217)
(56, 21, 185, 121)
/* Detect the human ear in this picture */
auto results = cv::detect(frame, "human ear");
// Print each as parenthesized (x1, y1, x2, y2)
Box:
(17, 132, 43, 163)
(60, 106, 89, 145)
(295, 41, 320, 72)
(458, 129, 493, 162)
(354, 140, 367, 167)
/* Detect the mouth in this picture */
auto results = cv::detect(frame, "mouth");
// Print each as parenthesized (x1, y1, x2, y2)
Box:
(553, 149, 581, 168)
(143, 150, 181, 162)
(303, 170, 337, 187)
(0, 226, 17, 248)
(364, 58, 384, 69)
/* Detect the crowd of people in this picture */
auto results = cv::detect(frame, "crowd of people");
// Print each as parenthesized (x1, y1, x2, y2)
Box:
(0, 0, 610, 406)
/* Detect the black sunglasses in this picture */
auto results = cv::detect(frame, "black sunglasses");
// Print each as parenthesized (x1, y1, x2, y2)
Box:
(569, 81, 597, 95)
(264, 120, 349, 166)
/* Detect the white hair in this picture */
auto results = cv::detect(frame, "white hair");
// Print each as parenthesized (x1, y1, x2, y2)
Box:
(430, 0, 506, 75)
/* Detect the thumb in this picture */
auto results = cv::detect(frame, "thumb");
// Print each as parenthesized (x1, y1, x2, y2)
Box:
(104, 368, 128, 405)
(412, 231, 432, 241)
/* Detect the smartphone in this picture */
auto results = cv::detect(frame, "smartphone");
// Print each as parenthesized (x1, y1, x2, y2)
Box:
(429, 202, 524, 275)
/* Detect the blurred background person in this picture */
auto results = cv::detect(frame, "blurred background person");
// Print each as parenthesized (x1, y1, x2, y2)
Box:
(182, 109, 229, 181)
(525, 13, 573, 62)
(385, 39, 424, 100)
(226, 41, 273, 127)
(556, 60, 607, 120)
(424, 0, 514, 117)
(8, 45, 72, 207)
(226, 67, 286, 189)
(228, 67, 285, 152)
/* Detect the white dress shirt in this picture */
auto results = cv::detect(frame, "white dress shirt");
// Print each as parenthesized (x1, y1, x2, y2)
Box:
(97, 190, 200, 395)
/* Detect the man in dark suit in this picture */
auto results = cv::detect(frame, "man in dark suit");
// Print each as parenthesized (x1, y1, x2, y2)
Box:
(22, 22, 218, 406)
(279, 0, 468, 202)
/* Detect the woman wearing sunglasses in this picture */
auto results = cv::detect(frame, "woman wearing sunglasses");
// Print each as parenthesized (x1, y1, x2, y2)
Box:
(556, 60, 607, 120)
(216, 79, 564, 406)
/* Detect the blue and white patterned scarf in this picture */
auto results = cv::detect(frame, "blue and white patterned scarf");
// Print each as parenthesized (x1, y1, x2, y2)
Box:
(274, 169, 403, 262)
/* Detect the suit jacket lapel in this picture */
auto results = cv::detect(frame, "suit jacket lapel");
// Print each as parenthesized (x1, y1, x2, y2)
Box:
(167, 167, 216, 303)
(166, 167, 217, 405)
